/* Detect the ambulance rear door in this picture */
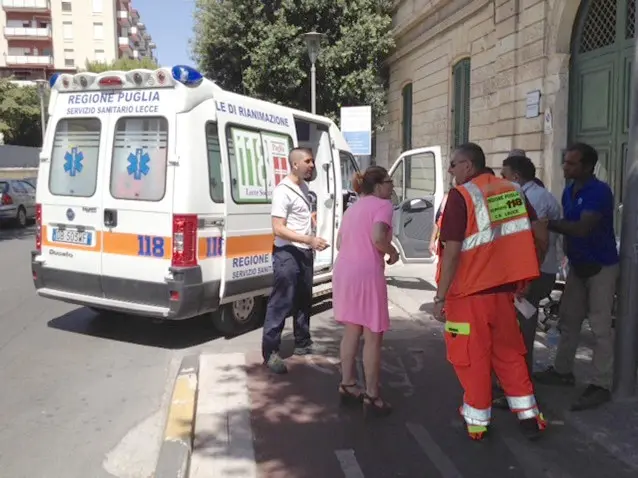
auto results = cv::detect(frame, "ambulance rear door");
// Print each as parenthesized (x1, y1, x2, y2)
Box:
(215, 94, 298, 302)
(388, 146, 444, 263)
(99, 87, 176, 306)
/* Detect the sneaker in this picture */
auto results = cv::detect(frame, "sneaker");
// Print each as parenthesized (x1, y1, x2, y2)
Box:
(570, 384, 611, 411)
(532, 366, 576, 386)
(293, 343, 323, 356)
(265, 353, 288, 374)
(519, 413, 547, 441)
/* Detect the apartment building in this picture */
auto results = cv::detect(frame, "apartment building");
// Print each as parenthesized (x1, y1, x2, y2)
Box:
(0, 0, 157, 81)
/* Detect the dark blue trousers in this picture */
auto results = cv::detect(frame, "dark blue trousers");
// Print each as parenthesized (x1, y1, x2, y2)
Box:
(262, 245, 314, 361)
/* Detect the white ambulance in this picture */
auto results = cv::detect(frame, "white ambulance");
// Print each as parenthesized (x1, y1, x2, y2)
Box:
(31, 65, 444, 335)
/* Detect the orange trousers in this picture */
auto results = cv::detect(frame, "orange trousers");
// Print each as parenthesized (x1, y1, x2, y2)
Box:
(444, 292, 540, 427)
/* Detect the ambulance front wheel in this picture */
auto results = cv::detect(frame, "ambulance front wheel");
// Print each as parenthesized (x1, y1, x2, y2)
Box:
(211, 297, 266, 336)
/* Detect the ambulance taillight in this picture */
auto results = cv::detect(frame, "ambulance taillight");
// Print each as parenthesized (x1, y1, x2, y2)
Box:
(171, 214, 198, 267)
(35, 203, 42, 253)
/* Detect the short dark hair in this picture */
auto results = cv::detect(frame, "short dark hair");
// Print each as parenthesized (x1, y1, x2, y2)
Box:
(502, 155, 536, 181)
(566, 143, 598, 171)
(483, 167, 495, 176)
(454, 142, 486, 170)
(288, 147, 313, 163)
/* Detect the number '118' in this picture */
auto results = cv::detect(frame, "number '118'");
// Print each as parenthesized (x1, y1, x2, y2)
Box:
(137, 235, 165, 257)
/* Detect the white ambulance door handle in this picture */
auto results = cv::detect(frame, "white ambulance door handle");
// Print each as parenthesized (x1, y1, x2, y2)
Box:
(322, 163, 331, 195)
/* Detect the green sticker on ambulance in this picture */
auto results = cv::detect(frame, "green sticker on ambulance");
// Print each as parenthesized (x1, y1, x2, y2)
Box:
(486, 190, 526, 222)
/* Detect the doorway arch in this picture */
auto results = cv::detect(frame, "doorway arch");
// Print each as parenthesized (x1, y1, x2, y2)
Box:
(569, 0, 635, 212)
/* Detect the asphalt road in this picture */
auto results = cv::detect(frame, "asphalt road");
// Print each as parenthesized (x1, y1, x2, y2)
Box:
(2, 225, 635, 478)
(0, 225, 260, 478)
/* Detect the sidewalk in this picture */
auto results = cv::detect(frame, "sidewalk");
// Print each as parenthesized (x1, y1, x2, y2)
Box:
(188, 262, 638, 477)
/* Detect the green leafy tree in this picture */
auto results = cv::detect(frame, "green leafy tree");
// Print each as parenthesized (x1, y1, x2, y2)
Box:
(84, 57, 159, 73)
(192, 0, 395, 131)
(0, 79, 43, 147)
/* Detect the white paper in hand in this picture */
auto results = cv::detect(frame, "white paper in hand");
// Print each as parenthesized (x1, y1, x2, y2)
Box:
(514, 297, 537, 319)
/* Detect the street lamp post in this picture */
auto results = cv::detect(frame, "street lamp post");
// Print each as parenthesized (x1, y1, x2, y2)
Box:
(34, 79, 47, 147)
(303, 32, 323, 115)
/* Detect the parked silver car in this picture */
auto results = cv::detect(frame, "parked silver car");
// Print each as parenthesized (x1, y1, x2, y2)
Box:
(0, 179, 36, 227)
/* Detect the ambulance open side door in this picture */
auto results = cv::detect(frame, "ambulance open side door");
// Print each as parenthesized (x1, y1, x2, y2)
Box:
(388, 146, 444, 263)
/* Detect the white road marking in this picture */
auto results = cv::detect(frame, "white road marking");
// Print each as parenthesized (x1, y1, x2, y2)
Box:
(406, 422, 465, 478)
(335, 449, 365, 478)
(305, 354, 340, 375)
(190, 353, 257, 478)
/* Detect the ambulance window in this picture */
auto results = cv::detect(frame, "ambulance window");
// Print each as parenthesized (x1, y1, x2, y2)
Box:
(405, 152, 436, 198)
(206, 122, 224, 203)
(49, 118, 101, 197)
(226, 125, 293, 204)
(339, 151, 358, 191)
(110, 117, 168, 201)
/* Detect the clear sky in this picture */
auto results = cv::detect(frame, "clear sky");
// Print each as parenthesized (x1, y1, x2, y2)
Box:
(135, 0, 196, 67)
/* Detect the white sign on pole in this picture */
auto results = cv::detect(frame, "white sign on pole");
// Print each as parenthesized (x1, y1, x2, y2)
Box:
(340, 106, 372, 156)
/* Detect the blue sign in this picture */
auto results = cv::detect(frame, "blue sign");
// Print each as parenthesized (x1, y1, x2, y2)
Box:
(127, 148, 150, 180)
(63, 147, 84, 177)
(343, 131, 372, 156)
(66, 208, 75, 221)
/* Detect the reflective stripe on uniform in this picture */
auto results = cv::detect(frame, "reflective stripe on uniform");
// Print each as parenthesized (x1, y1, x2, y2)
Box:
(459, 181, 532, 251)
(506, 395, 540, 419)
(461, 403, 491, 425)
(517, 407, 541, 420)
(445, 321, 470, 335)
(506, 394, 537, 410)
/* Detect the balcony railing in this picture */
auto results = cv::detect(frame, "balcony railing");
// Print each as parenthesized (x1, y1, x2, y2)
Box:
(117, 10, 130, 24)
(118, 37, 132, 50)
(6, 54, 53, 66)
(4, 26, 51, 39)
(2, 0, 51, 11)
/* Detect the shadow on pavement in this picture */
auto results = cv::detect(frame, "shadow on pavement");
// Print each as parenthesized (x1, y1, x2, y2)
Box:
(0, 224, 35, 242)
(47, 307, 221, 349)
(386, 275, 436, 291)
(45, 300, 334, 350)
(193, 319, 637, 478)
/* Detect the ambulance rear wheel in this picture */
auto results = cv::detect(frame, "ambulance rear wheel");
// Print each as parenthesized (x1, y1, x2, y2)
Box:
(212, 297, 266, 336)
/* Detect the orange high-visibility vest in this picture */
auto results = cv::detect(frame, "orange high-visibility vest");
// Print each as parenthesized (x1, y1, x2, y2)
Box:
(444, 173, 539, 298)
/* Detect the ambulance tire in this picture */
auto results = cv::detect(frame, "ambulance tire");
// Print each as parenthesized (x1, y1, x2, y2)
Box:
(212, 297, 266, 336)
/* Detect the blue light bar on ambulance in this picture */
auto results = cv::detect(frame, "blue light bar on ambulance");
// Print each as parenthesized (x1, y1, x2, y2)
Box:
(171, 65, 203, 87)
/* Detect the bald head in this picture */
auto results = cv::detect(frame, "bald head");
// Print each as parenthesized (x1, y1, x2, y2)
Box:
(289, 147, 315, 181)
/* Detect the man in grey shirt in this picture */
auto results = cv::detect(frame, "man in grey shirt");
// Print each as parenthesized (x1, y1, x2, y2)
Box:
(493, 153, 561, 408)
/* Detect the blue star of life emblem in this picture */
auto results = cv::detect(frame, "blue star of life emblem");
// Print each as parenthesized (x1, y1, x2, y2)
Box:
(63, 147, 84, 177)
(127, 148, 151, 180)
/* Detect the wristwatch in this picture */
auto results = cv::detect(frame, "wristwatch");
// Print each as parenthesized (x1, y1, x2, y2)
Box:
(433, 295, 445, 304)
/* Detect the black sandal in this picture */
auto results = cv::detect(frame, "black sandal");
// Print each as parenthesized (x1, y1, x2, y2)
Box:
(363, 393, 393, 418)
(339, 383, 363, 406)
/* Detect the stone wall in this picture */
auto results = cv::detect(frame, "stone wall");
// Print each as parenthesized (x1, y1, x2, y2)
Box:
(378, 0, 583, 197)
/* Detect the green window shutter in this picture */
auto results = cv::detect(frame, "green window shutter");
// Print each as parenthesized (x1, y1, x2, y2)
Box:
(452, 59, 471, 148)
(402, 83, 413, 151)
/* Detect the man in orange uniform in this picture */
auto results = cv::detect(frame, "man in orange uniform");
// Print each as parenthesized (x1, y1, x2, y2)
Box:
(433, 143, 548, 441)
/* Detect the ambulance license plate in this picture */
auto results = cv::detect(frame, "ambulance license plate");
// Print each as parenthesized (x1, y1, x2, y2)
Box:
(51, 228, 92, 246)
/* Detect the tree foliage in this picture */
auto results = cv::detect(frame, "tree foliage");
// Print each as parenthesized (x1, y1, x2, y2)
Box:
(0, 79, 43, 147)
(192, 0, 395, 131)
(84, 57, 159, 73)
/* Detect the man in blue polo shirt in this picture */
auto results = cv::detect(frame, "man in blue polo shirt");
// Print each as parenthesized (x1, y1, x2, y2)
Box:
(534, 143, 619, 411)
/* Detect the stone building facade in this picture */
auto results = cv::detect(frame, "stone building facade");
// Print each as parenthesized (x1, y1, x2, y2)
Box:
(377, 0, 634, 207)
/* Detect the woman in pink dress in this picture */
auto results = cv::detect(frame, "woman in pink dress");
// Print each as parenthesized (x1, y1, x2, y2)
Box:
(332, 166, 399, 417)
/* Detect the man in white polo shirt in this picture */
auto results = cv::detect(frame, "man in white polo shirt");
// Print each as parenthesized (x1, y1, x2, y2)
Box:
(262, 147, 329, 374)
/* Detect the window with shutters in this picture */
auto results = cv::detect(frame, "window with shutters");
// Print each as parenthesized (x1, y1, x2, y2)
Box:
(402, 83, 413, 151)
(452, 59, 471, 148)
